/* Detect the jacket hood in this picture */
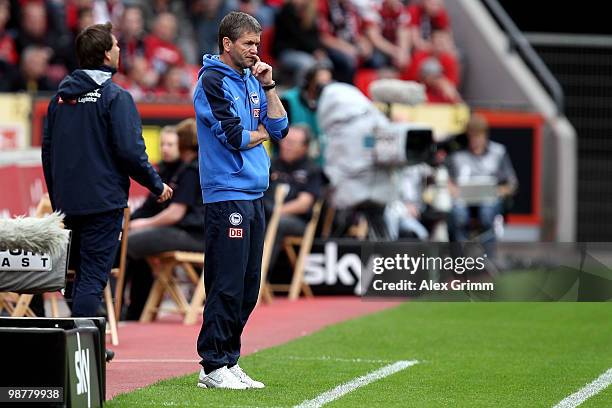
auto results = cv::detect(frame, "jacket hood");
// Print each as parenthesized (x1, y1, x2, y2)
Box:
(197, 54, 252, 81)
(58, 66, 115, 98)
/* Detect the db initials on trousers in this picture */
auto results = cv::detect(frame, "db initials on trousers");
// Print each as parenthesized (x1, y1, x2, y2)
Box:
(197, 198, 265, 373)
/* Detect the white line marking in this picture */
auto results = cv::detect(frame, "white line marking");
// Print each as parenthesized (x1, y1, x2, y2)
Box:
(294, 360, 419, 408)
(113, 357, 394, 364)
(553, 368, 612, 408)
(113, 359, 198, 363)
(286, 356, 393, 364)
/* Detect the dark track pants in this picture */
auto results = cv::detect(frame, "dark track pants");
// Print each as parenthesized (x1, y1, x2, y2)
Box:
(64, 209, 123, 317)
(197, 198, 265, 373)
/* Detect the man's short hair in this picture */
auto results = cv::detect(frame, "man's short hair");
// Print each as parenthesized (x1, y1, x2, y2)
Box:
(75, 22, 113, 69)
(176, 118, 198, 153)
(218, 11, 261, 53)
(466, 113, 489, 135)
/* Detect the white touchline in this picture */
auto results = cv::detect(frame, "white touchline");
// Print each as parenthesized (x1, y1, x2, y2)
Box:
(553, 368, 612, 408)
(113, 359, 198, 363)
(294, 360, 419, 408)
(286, 356, 394, 364)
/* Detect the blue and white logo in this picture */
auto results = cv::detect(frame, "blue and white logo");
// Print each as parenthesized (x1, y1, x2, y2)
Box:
(229, 212, 243, 226)
(249, 92, 260, 105)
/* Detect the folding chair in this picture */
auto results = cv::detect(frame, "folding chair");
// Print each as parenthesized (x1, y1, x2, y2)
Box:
(258, 184, 289, 305)
(101, 207, 131, 346)
(0, 196, 53, 317)
(139, 251, 205, 322)
(0, 293, 36, 317)
(269, 200, 323, 300)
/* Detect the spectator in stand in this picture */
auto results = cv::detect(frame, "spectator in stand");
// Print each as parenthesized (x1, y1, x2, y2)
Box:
(362, 0, 411, 71)
(273, 0, 328, 85)
(140, 0, 197, 64)
(76, 7, 94, 34)
(124, 118, 205, 321)
(16, 2, 51, 54)
(280, 62, 333, 165)
(263, 125, 322, 277)
(0, 0, 17, 91)
(318, 0, 373, 83)
(114, 55, 157, 101)
(237, 0, 275, 28)
(0, 0, 16, 64)
(402, 29, 460, 103)
(155, 64, 191, 100)
(144, 12, 184, 76)
(92, 0, 123, 27)
(64, 0, 94, 34)
(15, 2, 57, 55)
(8, 45, 55, 92)
(16, 1, 72, 80)
(191, 0, 237, 55)
(408, 0, 453, 53)
(117, 5, 147, 74)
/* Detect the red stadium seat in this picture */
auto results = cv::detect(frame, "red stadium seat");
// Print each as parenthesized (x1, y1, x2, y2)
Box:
(354, 68, 379, 98)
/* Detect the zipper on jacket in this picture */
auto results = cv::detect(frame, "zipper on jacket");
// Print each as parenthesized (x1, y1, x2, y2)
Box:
(244, 77, 253, 130)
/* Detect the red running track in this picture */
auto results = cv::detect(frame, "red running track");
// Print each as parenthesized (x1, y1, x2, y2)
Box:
(107, 297, 398, 399)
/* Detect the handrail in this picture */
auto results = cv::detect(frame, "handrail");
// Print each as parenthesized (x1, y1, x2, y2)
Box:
(481, 0, 565, 114)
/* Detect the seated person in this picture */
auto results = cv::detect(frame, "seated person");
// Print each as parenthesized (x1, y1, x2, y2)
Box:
(123, 118, 204, 320)
(272, 0, 328, 85)
(264, 125, 322, 275)
(447, 113, 518, 248)
(280, 62, 333, 165)
(407, 0, 452, 53)
(385, 163, 430, 241)
(362, 0, 412, 71)
(131, 125, 181, 219)
(318, 0, 374, 83)
(401, 29, 461, 103)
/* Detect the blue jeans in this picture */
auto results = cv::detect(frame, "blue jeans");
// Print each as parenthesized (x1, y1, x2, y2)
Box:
(449, 201, 502, 257)
(449, 201, 501, 241)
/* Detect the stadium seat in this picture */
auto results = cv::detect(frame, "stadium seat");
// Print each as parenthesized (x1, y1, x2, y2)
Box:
(259, 27, 276, 66)
(354, 69, 379, 98)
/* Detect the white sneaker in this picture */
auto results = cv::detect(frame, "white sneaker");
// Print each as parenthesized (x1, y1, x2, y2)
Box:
(197, 366, 248, 389)
(228, 364, 265, 389)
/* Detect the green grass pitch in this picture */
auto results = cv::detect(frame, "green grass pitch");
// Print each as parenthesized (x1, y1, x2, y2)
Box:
(107, 302, 612, 407)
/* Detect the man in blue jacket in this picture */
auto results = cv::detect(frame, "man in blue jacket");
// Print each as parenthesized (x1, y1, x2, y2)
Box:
(42, 22, 173, 318)
(193, 11, 289, 390)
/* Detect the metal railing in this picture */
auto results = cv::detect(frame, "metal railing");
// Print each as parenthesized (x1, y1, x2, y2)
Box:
(481, 0, 565, 114)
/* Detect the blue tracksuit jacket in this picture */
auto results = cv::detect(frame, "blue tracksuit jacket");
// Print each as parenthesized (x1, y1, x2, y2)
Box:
(193, 54, 289, 203)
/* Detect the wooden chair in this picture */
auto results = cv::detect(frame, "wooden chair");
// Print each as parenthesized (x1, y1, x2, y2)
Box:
(0, 195, 63, 318)
(139, 251, 205, 323)
(101, 207, 131, 346)
(269, 199, 324, 300)
(258, 184, 289, 305)
(0, 293, 36, 317)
